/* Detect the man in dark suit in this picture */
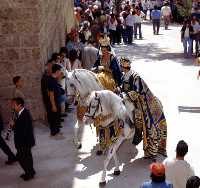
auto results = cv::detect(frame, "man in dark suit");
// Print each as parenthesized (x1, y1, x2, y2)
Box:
(12, 97, 36, 181)
(0, 112, 17, 164)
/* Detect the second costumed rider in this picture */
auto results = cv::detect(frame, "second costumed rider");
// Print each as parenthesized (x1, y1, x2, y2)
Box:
(120, 57, 168, 160)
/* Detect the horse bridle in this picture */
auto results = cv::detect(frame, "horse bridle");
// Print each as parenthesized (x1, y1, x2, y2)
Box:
(66, 70, 81, 99)
(66, 82, 77, 99)
(85, 93, 103, 119)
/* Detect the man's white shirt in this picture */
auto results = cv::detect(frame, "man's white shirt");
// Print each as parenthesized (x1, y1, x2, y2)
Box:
(18, 108, 25, 117)
(163, 158, 195, 188)
(126, 14, 135, 26)
(161, 6, 171, 16)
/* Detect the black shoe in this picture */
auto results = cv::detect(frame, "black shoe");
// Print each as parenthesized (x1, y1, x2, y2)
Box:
(22, 174, 34, 181)
(61, 113, 67, 117)
(31, 170, 36, 176)
(60, 119, 64, 122)
(5, 158, 17, 165)
(20, 170, 35, 179)
(20, 173, 26, 179)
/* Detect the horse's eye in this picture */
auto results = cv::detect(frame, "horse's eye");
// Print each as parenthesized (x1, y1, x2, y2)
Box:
(70, 84, 74, 87)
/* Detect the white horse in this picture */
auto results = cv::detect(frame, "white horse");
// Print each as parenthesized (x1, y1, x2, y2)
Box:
(66, 69, 104, 149)
(83, 90, 136, 186)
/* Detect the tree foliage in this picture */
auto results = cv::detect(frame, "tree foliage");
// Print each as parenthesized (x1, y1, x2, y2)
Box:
(176, 0, 192, 18)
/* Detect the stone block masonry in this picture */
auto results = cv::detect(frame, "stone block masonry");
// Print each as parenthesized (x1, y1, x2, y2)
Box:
(0, 0, 75, 121)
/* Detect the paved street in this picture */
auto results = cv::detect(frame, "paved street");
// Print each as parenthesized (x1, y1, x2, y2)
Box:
(1, 23, 200, 188)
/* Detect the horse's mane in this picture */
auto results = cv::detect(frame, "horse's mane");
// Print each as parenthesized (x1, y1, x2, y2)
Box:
(72, 69, 104, 92)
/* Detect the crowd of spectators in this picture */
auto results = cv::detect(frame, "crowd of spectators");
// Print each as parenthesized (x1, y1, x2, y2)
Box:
(0, 0, 200, 186)
(181, 16, 200, 58)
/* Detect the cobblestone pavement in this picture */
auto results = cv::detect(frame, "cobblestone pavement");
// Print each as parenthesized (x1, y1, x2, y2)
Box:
(1, 23, 200, 188)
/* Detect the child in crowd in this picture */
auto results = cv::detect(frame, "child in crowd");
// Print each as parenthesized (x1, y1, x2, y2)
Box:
(12, 76, 25, 99)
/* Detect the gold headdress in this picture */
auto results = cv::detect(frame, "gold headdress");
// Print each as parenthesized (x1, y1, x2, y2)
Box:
(120, 57, 131, 68)
(99, 36, 110, 47)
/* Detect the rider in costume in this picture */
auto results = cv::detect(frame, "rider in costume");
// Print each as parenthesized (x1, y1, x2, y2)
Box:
(93, 35, 122, 91)
(120, 57, 167, 159)
(91, 36, 123, 154)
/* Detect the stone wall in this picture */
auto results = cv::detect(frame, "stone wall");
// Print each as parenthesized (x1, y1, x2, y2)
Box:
(0, 0, 74, 121)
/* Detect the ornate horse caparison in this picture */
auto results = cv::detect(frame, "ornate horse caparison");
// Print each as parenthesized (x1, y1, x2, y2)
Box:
(83, 90, 136, 186)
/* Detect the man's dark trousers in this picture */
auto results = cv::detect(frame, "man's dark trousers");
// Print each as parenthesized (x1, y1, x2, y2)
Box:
(134, 23, 142, 39)
(47, 105, 61, 136)
(153, 19, 160, 34)
(0, 133, 16, 160)
(126, 25, 133, 44)
(16, 146, 35, 175)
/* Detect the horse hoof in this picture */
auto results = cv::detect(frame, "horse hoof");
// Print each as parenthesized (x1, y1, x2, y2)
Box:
(77, 143, 82, 150)
(114, 170, 120, 176)
(96, 150, 103, 156)
(99, 181, 106, 187)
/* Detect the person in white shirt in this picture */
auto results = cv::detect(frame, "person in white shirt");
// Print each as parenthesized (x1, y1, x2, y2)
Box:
(142, 0, 148, 20)
(134, 7, 145, 39)
(81, 39, 98, 70)
(161, 2, 172, 30)
(108, 14, 118, 45)
(125, 9, 135, 44)
(163, 140, 195, 188)
(148, 0, 155, 20)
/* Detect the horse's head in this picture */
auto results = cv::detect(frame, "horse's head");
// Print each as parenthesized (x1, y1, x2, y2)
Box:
(83, 91, 103, 124)
(66, 69, 103, 102)
(65, 70, 77, 104)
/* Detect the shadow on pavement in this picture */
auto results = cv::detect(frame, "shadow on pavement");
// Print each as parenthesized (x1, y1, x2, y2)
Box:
(75, 140, 140, 182)
(105, 157, 151, 187)
(114, 43, 194, 66)
(0, 111, 80, 188)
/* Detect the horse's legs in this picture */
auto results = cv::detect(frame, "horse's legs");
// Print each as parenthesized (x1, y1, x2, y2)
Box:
(100, 136, 125, 184)
(74, 120, 82, 149)
(113, 153, 120, 174)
